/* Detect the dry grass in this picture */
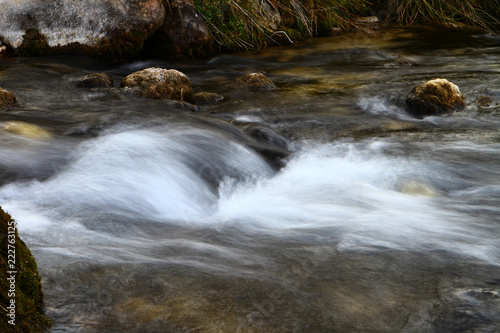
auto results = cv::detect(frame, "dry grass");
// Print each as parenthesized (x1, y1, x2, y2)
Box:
(189, 0, 499, 51)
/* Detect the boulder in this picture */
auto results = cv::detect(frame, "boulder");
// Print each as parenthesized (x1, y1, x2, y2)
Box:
(0, 0, 165, 62)
(0, 206, 52, 332)
(234, 73, 277, 91)
(76, 73, 114, 88)
(406, 78, 466, 117)
(193, 92, 224, 105)
(146, 0, 214, 58)
(120, 67, 194, 102)
(0, 87, 17, 109)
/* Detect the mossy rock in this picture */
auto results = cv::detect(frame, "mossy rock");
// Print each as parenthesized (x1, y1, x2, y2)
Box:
(0, 206, 51, 332)
(233, 73, 277, 91)
(193, 92, 224, 105)
(52, 30, 147, 64)
(76, 73, 114, 88)
(120, 67, 194, 102)
(0, 88, 17, 109)
(406, 78, 466, 118)
(97, 30, 147, 64)
(18, 28, 50, 57)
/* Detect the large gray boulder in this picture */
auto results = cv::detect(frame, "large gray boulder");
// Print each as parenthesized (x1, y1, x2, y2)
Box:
(0, 0, 165, 62)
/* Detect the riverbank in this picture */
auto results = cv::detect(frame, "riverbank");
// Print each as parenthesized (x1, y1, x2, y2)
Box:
(190, 0, 500, 51)
(0, 0, 498, 62)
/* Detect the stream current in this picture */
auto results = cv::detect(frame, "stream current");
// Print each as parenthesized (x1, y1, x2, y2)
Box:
(1, 27, 500, 332)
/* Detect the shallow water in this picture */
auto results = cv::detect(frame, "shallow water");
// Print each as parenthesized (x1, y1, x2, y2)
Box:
(1, 26, 500, 332)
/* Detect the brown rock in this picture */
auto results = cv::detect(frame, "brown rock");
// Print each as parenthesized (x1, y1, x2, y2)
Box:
(76, 73, 114, 88)
(148, 0, 214, 58)
(0, 87, 17, 109)
(193, 92, 224, 105)
(0, 121, 53, 140)
(120, 67, 193, 102)
(234, 73, 277, 91)
(475, 95, 493, 107)
(406, 78, 466, 117)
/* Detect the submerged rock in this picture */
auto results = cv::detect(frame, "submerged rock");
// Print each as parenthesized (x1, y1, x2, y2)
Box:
(0, 206, 52, 332)
(76, 73, 114, 88)
(474, 95, 493, 107)
(396, 180, 439, 197)
(120, 67, 194, 102)
(193, 92, 224, 105)
(0, 87, 17, 109)
(234, 73, 277, 91)
(146, 0, 214, 59)
(0, 121, 53, 140)
(406, 78, 466, 117)
(231, 121, 290, 168)
(0, 0, 165, 62)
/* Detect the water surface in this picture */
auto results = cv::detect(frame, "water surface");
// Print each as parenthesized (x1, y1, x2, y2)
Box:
(1, 26, 499, 332)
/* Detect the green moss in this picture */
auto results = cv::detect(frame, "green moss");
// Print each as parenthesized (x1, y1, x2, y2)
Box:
(18, 28, 50, 57)
(99, 30, 147, 63)
(0, 206, 51, 332)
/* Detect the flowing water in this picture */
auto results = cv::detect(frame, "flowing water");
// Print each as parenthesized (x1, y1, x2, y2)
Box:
(1, 26, 500, 332)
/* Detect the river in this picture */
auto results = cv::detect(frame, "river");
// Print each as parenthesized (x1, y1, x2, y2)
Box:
(1, 26, 499, 332)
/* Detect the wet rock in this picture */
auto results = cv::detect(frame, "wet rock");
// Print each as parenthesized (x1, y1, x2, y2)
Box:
(406, 78, 466, 118)
(17, 28, 50, 56)
(0, 206, 52, 332)
(234, 73, 277, 91)
(165, 99, 199, 113)
(76, 73, 114, 88)
(146, 0, 214, 59)
(396, 180, 439, 197)
(0, 121, 53, 140)
(233, 122, 289, 167)
(0, 0, 165, 62)
(193, 92, 224, 105)
(0, 38, 6, 55)
(0, 87, 17, 109)
(353, 16, 381, 32)
(120, 67, 194, 102)
(474, 96, 493, 107)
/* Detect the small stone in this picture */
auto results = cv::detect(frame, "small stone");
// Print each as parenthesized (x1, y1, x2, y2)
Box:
(120, 67, 193, 102)
(193, 92, 224, 105)
(76, 73, 114, 88)
(0, 87, 17, 109)
(234, 73, 277, 91)
(406, 78, 466, 118)
(475, 95, 493, 107)
(0, 45, 6, 55)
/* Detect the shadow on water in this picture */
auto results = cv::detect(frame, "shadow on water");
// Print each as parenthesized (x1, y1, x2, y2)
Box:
(1, 27, 500, 332)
